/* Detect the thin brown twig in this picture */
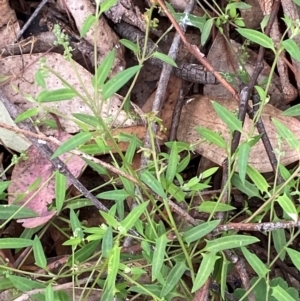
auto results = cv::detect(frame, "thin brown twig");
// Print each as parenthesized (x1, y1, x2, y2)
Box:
(156, 0, 239, 100)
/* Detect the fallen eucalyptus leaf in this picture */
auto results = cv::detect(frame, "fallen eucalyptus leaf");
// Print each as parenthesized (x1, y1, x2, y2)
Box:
(177, 96, 300, 172)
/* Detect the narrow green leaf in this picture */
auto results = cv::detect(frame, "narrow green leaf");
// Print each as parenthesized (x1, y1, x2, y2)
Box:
(220, 256, 230, 300)
(183, 220, 220, 244)
(198, 202, 235, 213)
(70, 209, 84, 240)
(0, 181, 10, 193)
(37, 88, 77, 102)
(100, 0, 119, 14)
(177, 153, 190, 173)
(97, 189, 130, 202)
(102, 226, 113, 258)
(140, 170, 166, 199)
(80, 15, 96, 38)
(160, 261, 187, 297)
(45, 284, 55, 301)
(236, 28, 274, 50)
(196, 127, 227, 149)
(212, 101, 243, 132)
(92, 50, 115, 88)
(121, 201, 149, 232)
(51, 132, 93, 159)
(0, 238, 33, 249)
(272, 226, 286, 261)
(241, 247, 269, 277)
(238, 143, 250, 184)
(55, 171, 66, 213)
(282, 104, 300, 117)
(282, 39, 300, 62)
(286, 247, 300, 271)
(73, 240, 100, 263)
(119, 39, 138, 53)
(123, 134, 142, 164)
(0, 277, 13, 290)
(79, 143, 111, 155)
(246, 165, 269, 193)
(0, 205, 37, 219)
(84, 158, 109, 176)
(201, 167, 219, 179)
(166, 141, 179, 183)
(152, 234, 169, 281)
(102, 65, 141, 100)
(73, 113, 99, 127)
(100, 211, 119, 229)
(15, 108, 39, 123)
(192, 252, 219, 292)
(104, 245, 120, 298)
(33, 236, 47, 269)
(8, 275, 46, 291)
(232, 173, 261, 198)
(152, 52, 177, 67)
(272, 285, 297, 301)
(35, 69, 46, 89)
(201, 18, 214, 46)
(174, 13, 206, 31)
(204, 235, 259, 252)
(293, 0, 300, 5)
(277, 193, 298, 222)
(226, 2, 252, 10)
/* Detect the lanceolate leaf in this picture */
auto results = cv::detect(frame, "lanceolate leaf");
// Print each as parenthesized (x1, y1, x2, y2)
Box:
(204, 235, 259, 252)
(183, 220, 220, 244)
(236, 28, 274, 50)
(102, 65, 141, 100)
(152, 234, 169, 281)
(0, 238, 33, 249)
(196, 127, 227, 149)
(282, 39, 300, 62)
(192, 252, 220, 292)
(140, 170, 166, 198)
(273, 118, 300, 151)
(51, 132, 93, 159)
(276, 193, 298, 222)
(212, 101, 243, 132)
(0, 205, 37, 219)
(37, 88, 77, 102)
(92, 50, 115, 88)
(160, 261, 187, 297)
(241, 247, 269, 277)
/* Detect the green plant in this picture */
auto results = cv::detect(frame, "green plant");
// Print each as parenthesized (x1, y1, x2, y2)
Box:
(2, 1, 300, 301)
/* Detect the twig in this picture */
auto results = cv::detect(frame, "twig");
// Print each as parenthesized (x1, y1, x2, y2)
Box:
(0, 90, 141, 237)
(140, 0, 196, 168)
(12, 277, 92, 301)
(156, 0, 239, 100)
(214, 220, 300, 234)
(16, 0, 49, 41)
(0, 121, 139, 185)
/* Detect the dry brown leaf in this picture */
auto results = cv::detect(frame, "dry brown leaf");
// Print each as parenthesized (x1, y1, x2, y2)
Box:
(177, 95, 300, 172)
(8, 132, 86, 228)
(0, 53, 137, 135)
(204, 33, 286, 109)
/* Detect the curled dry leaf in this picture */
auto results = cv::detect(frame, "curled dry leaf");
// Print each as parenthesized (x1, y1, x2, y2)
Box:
(63, 0, 125, 75)
(8, 132, 86, 228)
(0, 53, 138, 135)
(177, 95, 300, 173)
